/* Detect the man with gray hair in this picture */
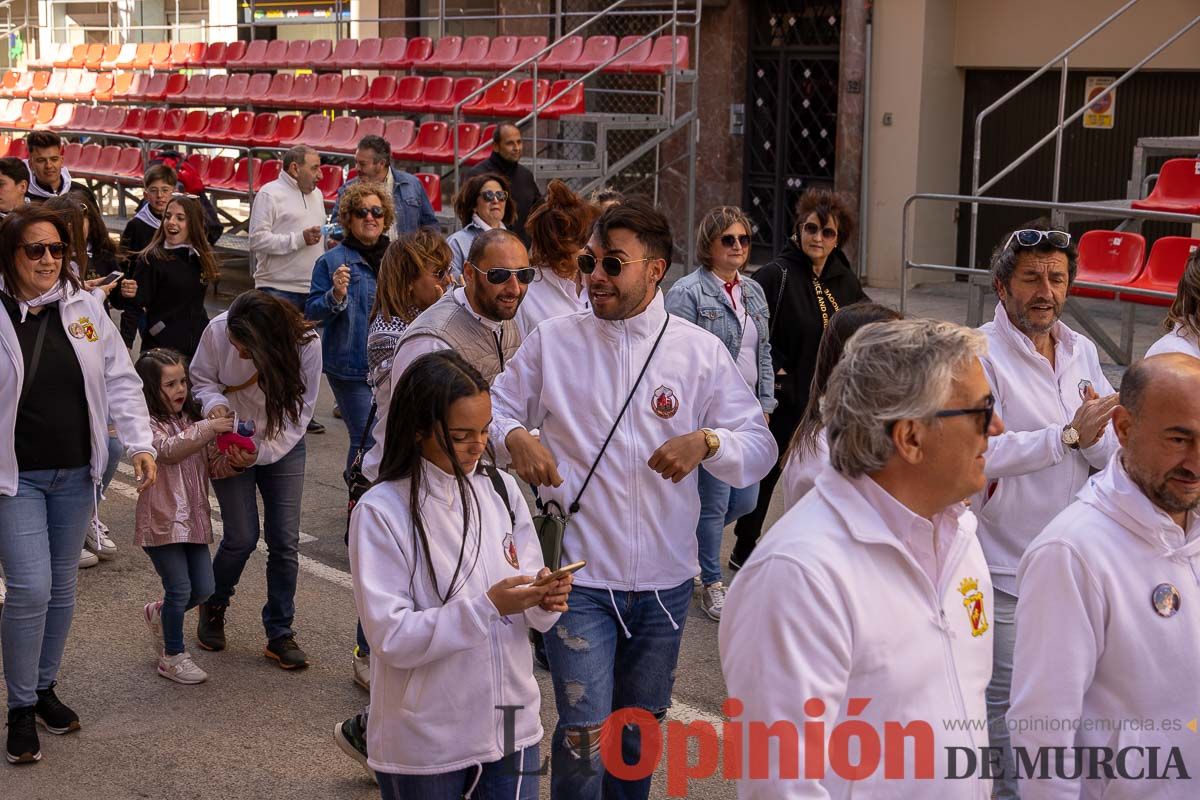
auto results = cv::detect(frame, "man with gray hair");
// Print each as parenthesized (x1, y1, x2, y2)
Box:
(973, 219, 1119, 797)
(249, 145, 327, 312)
(721, 318, 1003, 798)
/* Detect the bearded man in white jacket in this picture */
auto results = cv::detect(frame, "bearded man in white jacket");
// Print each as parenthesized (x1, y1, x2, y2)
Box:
(489, 199, 777, 799)
(1009, 353, 1200, 799)
(721, 318, 1004, 799)
(975, 221, 1121, 798)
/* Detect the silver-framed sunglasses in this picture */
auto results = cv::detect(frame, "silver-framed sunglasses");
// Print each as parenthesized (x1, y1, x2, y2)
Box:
(1005, 229, 1071, 250)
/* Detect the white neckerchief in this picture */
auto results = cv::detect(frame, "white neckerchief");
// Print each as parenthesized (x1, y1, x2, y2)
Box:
(0, 275, 68, 323)
(163, 241, 196, 255)
(471, 212, 506, 232)
(24, 162, 74, 199)
(133, 203, 163, 230)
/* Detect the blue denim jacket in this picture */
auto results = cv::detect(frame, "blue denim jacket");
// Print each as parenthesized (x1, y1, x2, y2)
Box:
(304, 242, 376, 382)
(665, 268, 777, 413)
(330, 167, 438, 235)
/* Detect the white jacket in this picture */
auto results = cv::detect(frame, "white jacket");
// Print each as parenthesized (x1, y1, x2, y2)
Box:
(780, 429, 828, 510)
(189, 312, 322, 466)
(1145, 323, 1200, 359)
(720, 467, 993, 799)
(514, 269, 589, 340)
(489, 292, 777, 591)
(349, 465, 557, 774)
(0, 286, 154, 495)
(248, 172, 327, 294)
(1010, 455, 1200, 799)
(976, 304, 1118, 594)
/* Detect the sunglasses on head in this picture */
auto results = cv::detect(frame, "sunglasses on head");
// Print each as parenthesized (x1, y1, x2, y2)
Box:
(720, 234, 751, 248)
(1005, 229, 1071, 250)
(352, 206, 386, 220)
(802, 222, 838, 241)
(481, 190, 508, 203)
(21, 242, 67, 261)
(576, 253, 655, 277)
(468, 261, 535, 285)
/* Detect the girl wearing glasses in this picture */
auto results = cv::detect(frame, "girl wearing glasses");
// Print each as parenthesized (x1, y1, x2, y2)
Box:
(730, 187, 868, 571)
(305, 182, 396, 475)
(664, 206, 775, 621)
(0, 206, 157, 765)
(447, 173, 515, 279)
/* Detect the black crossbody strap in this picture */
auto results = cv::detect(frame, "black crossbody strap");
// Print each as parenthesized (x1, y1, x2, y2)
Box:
(18, 310, 51, 409)
(568, 313, 670, 515)
(483, 463, 515, 525)
(359, 402, 378, 452)
(768, 265, 788, 339)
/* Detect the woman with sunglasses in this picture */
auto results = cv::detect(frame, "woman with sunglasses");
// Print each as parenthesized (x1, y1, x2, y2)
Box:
(730, 187, 868, 570)
(0, 205, 157, 765)
(447, 173, 515, 279)
(663, 206, 775, 621)
(306, 182, 396, 475)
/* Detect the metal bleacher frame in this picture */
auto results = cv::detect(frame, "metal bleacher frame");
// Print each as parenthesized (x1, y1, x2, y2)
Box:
(901, 0, 1200, 365)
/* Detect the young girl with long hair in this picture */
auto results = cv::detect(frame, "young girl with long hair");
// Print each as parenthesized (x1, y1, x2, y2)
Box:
(188, 290, 321, 669)
(349, 349, 571, 798)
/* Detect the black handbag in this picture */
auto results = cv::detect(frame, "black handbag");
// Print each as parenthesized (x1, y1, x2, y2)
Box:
(532, 314, 670, 569)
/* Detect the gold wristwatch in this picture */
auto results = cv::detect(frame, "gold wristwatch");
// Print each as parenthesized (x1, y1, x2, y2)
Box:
(701, 428, 720, 460)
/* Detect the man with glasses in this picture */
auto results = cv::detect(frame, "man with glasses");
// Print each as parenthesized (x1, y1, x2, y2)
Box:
(722, 318, 1002, 799)
(976, 220, 1119, 798)
(488, 200, 776, 799)
(329, 134, 437, 240)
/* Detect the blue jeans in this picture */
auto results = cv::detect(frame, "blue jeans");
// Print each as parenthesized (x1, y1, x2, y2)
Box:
(326, 374, 376, 477)
(987, 588, 1019, 799)
(377, 744, 541, 799)
(257, 287, 307, 312)
(545, 579, 692, 800)
(695, 468, 759, 586)
(144, 543, 215, 656)
(209, 439, 306, 641)
(0, 467, 95, 709)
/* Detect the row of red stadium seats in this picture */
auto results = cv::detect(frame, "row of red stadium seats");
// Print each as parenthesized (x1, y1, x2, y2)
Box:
(1073, 230, 1200, 306)
(28, 35, 689, 75)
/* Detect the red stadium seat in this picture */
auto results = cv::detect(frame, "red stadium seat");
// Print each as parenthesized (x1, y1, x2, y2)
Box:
(98, 106, 127, 133)
(73, 143, 101, 174)
(426, 77, 483, 115)
(253, 159, 282, 191)
(282, 40, 309, 69)
(100, 43, 124, 70)
(204, 155, 235, 188)
(482, 36, 519, 70)
(202, 73, 229, 105)
(201, 41, 229, 68)
(62, 141, 82, 166)
(399, 37, 434, 69)
(1121, 237, 1200, 307)
(414, 173, 442, 211)
(391, 76, 426, 112)
(181, 73, 208, 104)
(179, 110, 210, 141)
(48, 103, 80, 131)
(464, 78, 517, 116)
(1131, 159, 1200, 215)
(260, 39, 289, 69)
(150, 42, 173, 71)
(163, 73, 188, 101)
(446, 36, 491, 71)
(6, 136, 27, 160)
(169, 42, 192, 69)
(426, 123, 482, 164)
(119, 107, 146, 136)
(352, 38, 384, 69)
(250, 112, 281, 146)
(111, 71, 136, 102)
(568, 36, 617, 72)
(379, 37, 408, 69)
(329, 38, 358, 69)
(140, 107, 167, 138)
(224, 157, 262, 192)
(1071, 230, 1147, 300)
(125, 72, 150, 102)
(283, 114, 330, 148)
(628, 36, 689, 74)
(356, 117, 386, 142)
(141, 73, 170, 102)
(84, 44, 105, 70)
(160, 108, 187, 139)
(224, 72, 250, 105)
(244, 72, 276, 104)
(221, 111, 256, 145)
(307, 39, 334, 69)
(274, 114, 304, 145)
(366, 76, 397, 111)
(384, 119, 417, 156)
(504, 79, 549, 117)
(77, 106, 107, 133)
(304, 73, 342, 109)
(323, 116, 360, 152)
(288, 73, 318, 107)
(397, 121, 449, 162)
(184, 153, 209, 179)
(467, 125, 495, 164)
(0, 70, 18, 97)
(414, 76, 453, 114)
(200, 111, 232, 143)
(419, 36, 463, 71)
(540, 79, 585, 118)
(230, 39, 268, 70)
(114, 147, 144, 181)
(89, 145, 122, 177)
(507, 36, 549, 70)
(318, 164, 344, 202)
(335, 75, 368, 109)
(606, 35, 653, 72)
(72, 71, 97, 101)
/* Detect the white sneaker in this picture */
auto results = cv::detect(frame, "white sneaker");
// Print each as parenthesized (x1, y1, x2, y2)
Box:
(0, 576, 6, 606)
(158, 651, 208, 684)
(143, 600, 164, 640)
(79, 549, 99, 569)
(700, 581, 727, 621)
(352, 648, 370, 691)
(86, 519, 117, 559)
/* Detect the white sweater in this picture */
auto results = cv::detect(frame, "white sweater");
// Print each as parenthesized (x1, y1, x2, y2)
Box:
(780, 429, 828, 510)
(489, 292, 777, 591)
(1010, 455, 1200, 799)
(975, 304, 1118, 594)
(189, 312, 322, 466)
(720, 467, 993, 799)
(514, 269, 589, 340)
(1145, 323, 1200, 359)
(349, 466, 557, 774)
(0, 286, 155, 495)
(248, 172, 327, 294)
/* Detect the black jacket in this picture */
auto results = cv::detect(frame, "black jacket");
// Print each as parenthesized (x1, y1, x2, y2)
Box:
(749, 242, 867, 420)
(119, 215, 160, 257)
(116, 248, 211, 359)
(465, 152, 542, 244)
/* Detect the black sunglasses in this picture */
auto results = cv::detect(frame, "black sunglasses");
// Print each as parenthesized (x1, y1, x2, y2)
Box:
(352, 206, 386, 220)
(577, 253, 655, 277)
(720, 234, 750, 249)
(802, 222, 838, 240)
(21, 242, 68, 261)
(480, 190, 508, 203)
(933, 394, 996, 433)
(468, 261, 535, 285)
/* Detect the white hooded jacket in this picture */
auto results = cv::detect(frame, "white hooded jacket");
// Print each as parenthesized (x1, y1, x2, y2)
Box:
(0, 285, 155, 495)
(976, 303, 1119, 594)
(720, 467, 993, 799)
(349, 465, 557, 775)
(1009, 455, 1200, 799)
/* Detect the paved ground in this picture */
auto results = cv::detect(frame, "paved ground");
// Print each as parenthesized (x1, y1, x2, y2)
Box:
(0, 274, 1168, 799)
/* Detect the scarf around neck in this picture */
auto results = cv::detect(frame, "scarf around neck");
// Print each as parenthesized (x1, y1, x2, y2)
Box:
(25, 162, 74, 199)
(0, 275, 69, 323)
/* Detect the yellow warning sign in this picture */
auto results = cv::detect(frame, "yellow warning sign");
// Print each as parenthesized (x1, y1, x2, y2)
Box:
(1083, 76, 1116, 130)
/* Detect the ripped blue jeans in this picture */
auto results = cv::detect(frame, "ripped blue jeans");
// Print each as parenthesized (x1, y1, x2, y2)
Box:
(544, 579, 692, 800)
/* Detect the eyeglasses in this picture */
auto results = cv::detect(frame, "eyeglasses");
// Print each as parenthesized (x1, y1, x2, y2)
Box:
(468, 261, 535, 285)
(720, 234, 751, 249)
(933, 395, 996, 433)
(577, 253, 655, 277)
(802, 222, 838, 241)
(430, 266, 449, 282)
(480, 190, 508, 203)
(1006, 229, 1071, 250)
(145, 186, 174, 196)
(20, 242, 67, 261)
(352, 206, 386, 220)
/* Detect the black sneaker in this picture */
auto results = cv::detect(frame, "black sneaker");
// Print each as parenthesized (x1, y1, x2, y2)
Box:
(6, 707, 40, 764)
(265, 635, 309, 670)
(728, 539, 755, 572)
(334, 712, 375, 781)
(196, 603, 227, 652)
(34, 683, 80, 735)
(307, 420, 326, 434)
